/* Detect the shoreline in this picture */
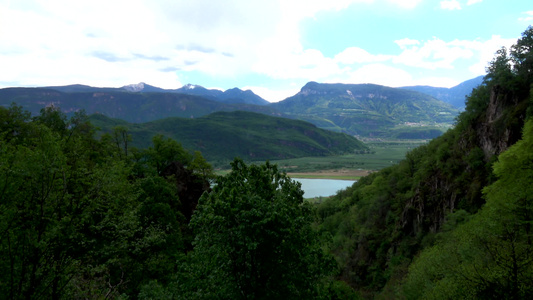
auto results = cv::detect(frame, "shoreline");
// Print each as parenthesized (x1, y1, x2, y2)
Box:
(286, 169, 372, 180)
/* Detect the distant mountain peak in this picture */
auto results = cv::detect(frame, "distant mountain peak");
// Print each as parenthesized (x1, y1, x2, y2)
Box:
(123, 82, 145, 92)
(183, 83, 202, 90)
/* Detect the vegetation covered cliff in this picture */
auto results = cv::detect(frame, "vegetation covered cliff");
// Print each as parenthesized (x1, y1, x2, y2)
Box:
(315, 26, 533, 298)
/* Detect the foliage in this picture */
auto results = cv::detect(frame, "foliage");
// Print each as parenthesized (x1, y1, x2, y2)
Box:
(181, 159, 335, 299)
(0, 105, 212, 298)
(402, 119, 533, 299)
(1, 104, 346, 298)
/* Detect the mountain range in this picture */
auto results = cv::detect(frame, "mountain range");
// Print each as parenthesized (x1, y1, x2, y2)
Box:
(0, 76, 483, 140)
(43, 82, 270, 106)
(0, 87, 279, 123)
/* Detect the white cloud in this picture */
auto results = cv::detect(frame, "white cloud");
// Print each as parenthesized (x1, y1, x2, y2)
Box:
(465, 35, 516, 75)
(331, 64, 415, 86)
(393, 38, 473, 69)
(0, 0, 287, 88)
(440, 0, 461, 10)
(395, 38, 421, 50)
(0, 0, 524, 97)
(334, 47, 392, 64)
(519, 11, 533, 22)
(253, 43, 342, 80)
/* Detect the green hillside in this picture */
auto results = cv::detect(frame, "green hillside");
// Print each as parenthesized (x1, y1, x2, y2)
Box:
(271, 82, 459, 138)
(90, 110, 368, 164)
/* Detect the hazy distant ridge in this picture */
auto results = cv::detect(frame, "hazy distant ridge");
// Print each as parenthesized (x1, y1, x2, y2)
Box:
(400, 75, 484, 109)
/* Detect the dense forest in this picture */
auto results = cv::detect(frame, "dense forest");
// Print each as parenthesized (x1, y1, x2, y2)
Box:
(0, 105, 339, 298)
(1, 26, 532, 299)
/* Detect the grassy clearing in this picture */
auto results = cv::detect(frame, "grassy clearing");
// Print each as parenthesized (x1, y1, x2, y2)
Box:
(214, 140, 428, 180)
(266, 140, 425, 173)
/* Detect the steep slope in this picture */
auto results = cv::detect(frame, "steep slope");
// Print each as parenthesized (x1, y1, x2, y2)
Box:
(91, 110, 367, 163)
(0, 88, 278, 123)
(401, 75, 484, 109)
(316, 27, 533, 297)
(271, 82, 459, 138)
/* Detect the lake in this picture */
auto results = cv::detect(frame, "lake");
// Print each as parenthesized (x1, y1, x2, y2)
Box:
(293, 178, 356, 198)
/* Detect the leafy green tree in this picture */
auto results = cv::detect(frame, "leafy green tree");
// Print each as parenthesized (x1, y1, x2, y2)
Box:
(111, 125, 132, 159)
(182, 158, 334, 299)
(0, 103, 32, 143)
(33, 105, 68, 136)
(144, 134, 192, 175)
(511, 25, 533, 84)
(0, 105, 221, 298)
(0, 122, 72, 299)
(188, 150, 215, 181)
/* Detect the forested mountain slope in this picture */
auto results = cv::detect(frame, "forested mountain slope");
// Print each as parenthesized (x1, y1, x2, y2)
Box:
(90, 110, 367, 163)
(316, 26, 533, 298)
(271, 82, 458, 138)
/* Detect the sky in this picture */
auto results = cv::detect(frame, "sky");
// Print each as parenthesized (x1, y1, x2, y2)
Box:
(1, 0, 532, 102)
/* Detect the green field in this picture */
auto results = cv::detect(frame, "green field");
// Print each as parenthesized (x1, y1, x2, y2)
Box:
(255, 140, 427, 173)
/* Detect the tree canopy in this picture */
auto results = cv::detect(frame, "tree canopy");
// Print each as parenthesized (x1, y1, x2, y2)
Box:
(176, 158, 335, 299)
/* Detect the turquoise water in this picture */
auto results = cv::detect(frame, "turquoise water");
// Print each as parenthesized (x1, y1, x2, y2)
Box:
(293, 178, 356, 198)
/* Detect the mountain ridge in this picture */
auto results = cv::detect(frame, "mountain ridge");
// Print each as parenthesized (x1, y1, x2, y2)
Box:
(0, 87, 279, 123)
(90, 110, 368, 163)
(400, 75, 484, 109)
(39, 82, 270, 106)
(271, 82, 459, 138)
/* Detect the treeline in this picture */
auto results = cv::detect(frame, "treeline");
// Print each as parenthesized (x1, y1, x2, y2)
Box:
(0, 104, 344, 298)
(315, 26, 533, 298)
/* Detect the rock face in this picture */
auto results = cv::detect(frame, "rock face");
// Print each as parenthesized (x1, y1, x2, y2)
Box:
(478, 86, 527, 159)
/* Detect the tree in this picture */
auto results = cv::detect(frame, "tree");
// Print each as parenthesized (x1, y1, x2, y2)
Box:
(511, 25, 533, 84)
(188, 150, 215, 181)
(112, 125, 132, 159)
(183, 159, 334, 299)
(144, 134, 192, 175)
(0, 103, 32, 143)
(33, 105, 68, 136)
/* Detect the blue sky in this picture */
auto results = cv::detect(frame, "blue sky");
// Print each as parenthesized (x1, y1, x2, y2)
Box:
(1, 0, 531, 102)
